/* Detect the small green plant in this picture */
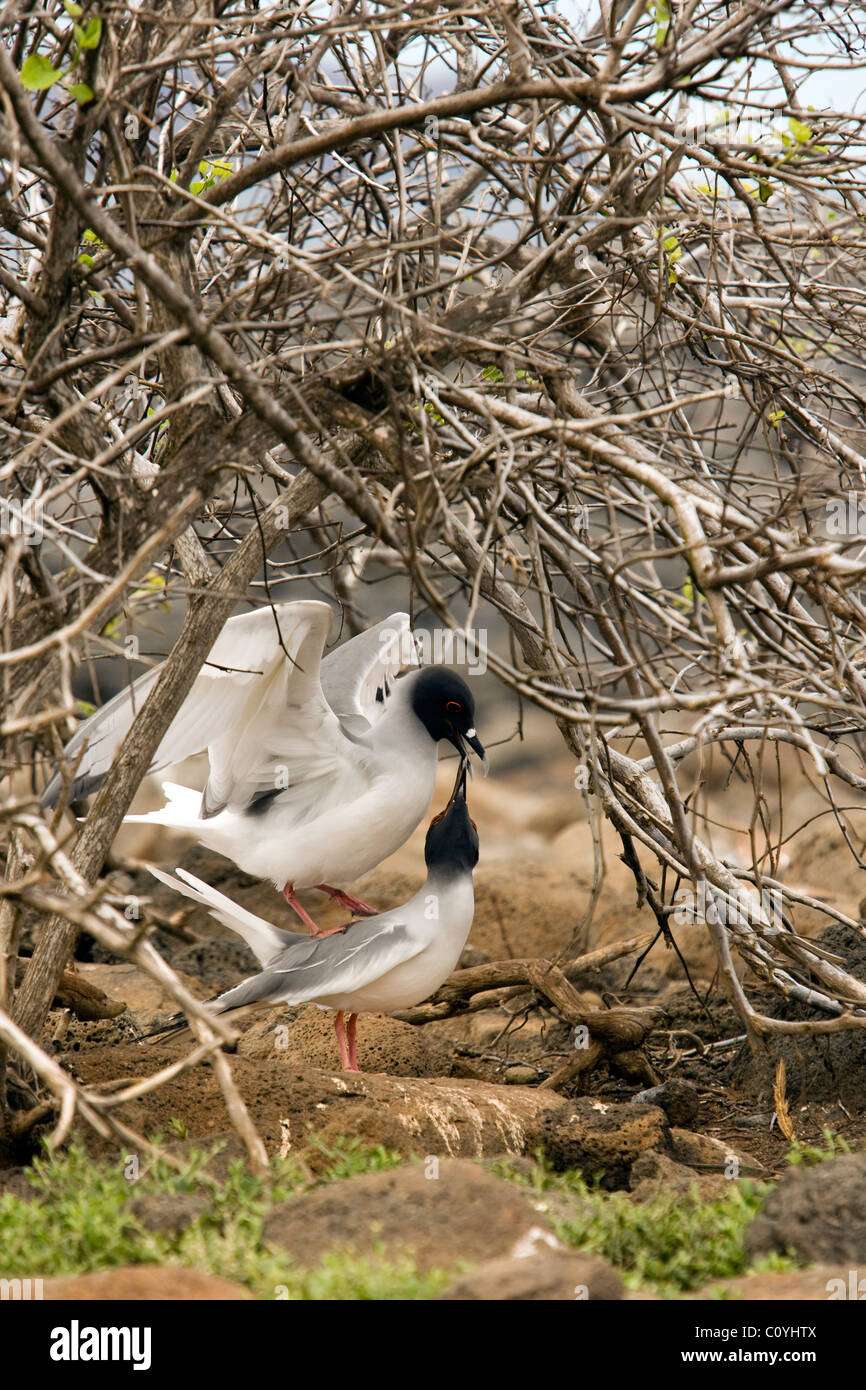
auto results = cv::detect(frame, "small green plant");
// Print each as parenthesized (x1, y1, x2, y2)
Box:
(273, 1249, 450, 1300)
(0, 1138, 419, 1299)
(742, 116, 829, 207)
(407, 400, 444, 428)
(785, 1129, 853, 1166)
(660, 226, 682, 286)
(493, 1155, 776, 1296)
(77, 227, 106, 270)
(646, 0, 671, 48)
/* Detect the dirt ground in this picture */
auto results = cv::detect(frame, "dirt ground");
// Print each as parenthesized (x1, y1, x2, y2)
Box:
(19, 737, 866, 1179)
(6, 735, 866, 1299)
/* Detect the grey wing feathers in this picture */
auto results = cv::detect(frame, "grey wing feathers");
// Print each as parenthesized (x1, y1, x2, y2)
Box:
(209, 916, 424, 1015)
(42, 664, 163, 807)
(276, 916, 423, 998)
(152, 863, 424, 1016)
(320, 612, 416, 728)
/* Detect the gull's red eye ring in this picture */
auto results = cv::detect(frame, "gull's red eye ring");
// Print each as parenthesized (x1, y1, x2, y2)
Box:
(445, 700, 463, 713)
(470, 819, 477, 831)
(430, 811, 445, 826)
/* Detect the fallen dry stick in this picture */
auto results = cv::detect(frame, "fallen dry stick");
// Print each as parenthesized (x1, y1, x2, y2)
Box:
(395, 931, 656, 1023)
(397, 936, 664, 1090)
(14, 959, 126, 1022)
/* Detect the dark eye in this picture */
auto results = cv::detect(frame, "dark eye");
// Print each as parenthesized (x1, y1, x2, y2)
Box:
(470, 818, 477, 831)
(446, 700, 462, 713)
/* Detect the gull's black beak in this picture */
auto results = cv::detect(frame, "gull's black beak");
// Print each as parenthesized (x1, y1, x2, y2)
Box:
(446, 756, 470, 808)
(448, 726, 489, 775)
(425, 754, 479, 871)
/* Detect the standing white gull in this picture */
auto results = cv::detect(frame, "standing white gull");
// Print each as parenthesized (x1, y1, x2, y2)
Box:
(43, 601, 486, 933)
(146, 761, 479, 1071)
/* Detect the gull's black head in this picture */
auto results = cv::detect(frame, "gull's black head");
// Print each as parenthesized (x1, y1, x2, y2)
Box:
(410, 667, 486, 766)
(424, 761, 479, 875)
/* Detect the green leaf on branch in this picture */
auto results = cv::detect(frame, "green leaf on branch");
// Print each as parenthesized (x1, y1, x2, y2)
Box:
(20, 53, 63, 90)
(661, 227, 682, 285)
(191, 157, 233, 193)
(647, 0, 671, 47)
(63, 0, 83, 14)
(73, 16, 102, 48)
(782, 116, 828, 155)
(68, 81, 94, 104)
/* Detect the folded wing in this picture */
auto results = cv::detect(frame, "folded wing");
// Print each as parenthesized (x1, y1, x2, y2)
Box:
(153, 865, 424, 1015)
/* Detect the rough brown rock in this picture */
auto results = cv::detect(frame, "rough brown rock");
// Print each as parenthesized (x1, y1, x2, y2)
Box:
(36, 1266, 253, 1300)
(745, 1153, 866, 1264)
(504, 1066, 540, 1085)
(628, 1150, 729, 1203)
(126, 1192, 211, 1236)
(631, 1078, 700, 1128)
(527, 1098, 668, 1187)
(0, 1168, 34, 1201)
(438, 1250, 624, 1301)
(71, 1047, 583, 1162)
(262, 1158, 558, 1270)
(669, 1127, 765, 1177)
(697, 1265, 865, 1301)
(76, 962, 205, 1014)
(725, 923, 866, 1110)
(287, 1072, 581, 1160)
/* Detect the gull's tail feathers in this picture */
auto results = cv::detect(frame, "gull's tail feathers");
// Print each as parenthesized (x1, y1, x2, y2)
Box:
(148, 864, 298, 967)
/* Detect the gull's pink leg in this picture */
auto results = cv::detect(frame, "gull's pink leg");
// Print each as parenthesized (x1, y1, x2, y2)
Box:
(282, 882, 323, 935)
(346, 1013, 359, 1072)
(314, 884, 378, 917)
(334, 1010, 352, 1070)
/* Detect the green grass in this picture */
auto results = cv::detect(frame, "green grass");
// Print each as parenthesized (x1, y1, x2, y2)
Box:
(784, 1127, 852, 1167)
(5, 1130, 842, 1299)
(491, 1156, 793, 1296)
(0, 1136, 448, 1300)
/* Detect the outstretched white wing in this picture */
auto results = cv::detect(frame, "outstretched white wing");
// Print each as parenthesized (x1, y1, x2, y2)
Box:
(43, 600, 333, 807)
(320, 612, 416, 731)
(44, 604, 418, 819)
